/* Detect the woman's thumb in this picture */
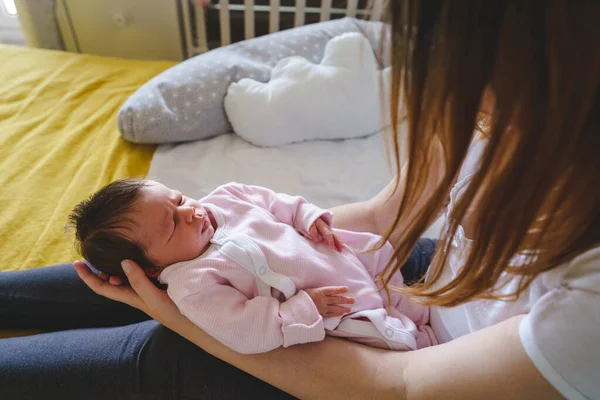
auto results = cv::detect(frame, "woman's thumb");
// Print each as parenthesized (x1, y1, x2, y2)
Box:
(121, 260, 133, 275)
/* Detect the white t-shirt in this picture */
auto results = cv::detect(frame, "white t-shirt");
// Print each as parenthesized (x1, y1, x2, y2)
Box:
(428, 139, 600, 400)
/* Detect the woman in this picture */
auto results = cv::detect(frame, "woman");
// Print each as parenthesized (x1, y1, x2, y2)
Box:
(2, 1, 598, 399)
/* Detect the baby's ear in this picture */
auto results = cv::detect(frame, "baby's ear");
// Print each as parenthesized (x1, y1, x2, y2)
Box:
(145, 266, 162, 278)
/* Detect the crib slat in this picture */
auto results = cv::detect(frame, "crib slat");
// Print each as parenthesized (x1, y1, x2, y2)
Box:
(346, 0, 358, 18)
(219, 0, 231, 46)
(269, 0, 280, 33)
(294, 0, 306, 27)
(181, 0, 194, 57)
(244, 0, 255, 39)
(369, 0, 384, 21)
(320, 0, 332, 21)
(194, 2, 209, 53)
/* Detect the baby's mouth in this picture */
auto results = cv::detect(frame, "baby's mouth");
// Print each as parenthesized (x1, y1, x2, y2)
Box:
(205, 209, 217, 230)
(200, 218, 209, 233)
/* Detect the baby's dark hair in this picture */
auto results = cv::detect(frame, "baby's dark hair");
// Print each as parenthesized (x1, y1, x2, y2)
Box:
(68, 178, 154, 278)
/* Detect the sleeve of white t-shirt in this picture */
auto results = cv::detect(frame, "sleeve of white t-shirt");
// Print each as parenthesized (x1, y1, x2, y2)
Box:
(519, 246, 600, 400)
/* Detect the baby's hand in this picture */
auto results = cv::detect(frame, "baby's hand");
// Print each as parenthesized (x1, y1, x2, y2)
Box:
(305, 286, 355, 318)
(308, 217, 344, 252)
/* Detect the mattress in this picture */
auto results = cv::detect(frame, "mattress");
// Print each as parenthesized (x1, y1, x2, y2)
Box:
(0, 44, 174, 272)
(148, 132, 393, 209)
(149, 130, 444, 237)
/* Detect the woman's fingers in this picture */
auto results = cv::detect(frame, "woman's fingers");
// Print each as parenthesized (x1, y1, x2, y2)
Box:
(73, 260, 109, 294)
(98, 271, 126, 286)
(73, 260, 143, 310)
(120, 260, 185, 326)
(108, 275, 126, 286)
(120, 260, 161, 306)
(74, 259, 184, 328)
(96, 269, 127, 286)
(97, 270, 126, 286)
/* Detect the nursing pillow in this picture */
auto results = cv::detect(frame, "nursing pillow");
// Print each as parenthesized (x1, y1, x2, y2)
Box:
(224, 32, 391, 147)
(117, 18, 389, 144)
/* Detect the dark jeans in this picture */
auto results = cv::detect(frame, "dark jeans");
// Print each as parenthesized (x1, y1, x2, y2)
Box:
(0, 239, 436, 400)
(401, 238, 437, 286)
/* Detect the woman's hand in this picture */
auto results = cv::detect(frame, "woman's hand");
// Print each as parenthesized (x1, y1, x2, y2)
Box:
(73, 259, 183, 327)
(98, 271, 126, 286)
(308, 217, 344, 252)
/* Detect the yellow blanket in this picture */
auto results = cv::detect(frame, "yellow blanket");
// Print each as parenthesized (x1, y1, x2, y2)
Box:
(0, 45, 175, 272)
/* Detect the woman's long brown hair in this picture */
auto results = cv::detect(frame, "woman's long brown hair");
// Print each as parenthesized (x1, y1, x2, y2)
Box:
(380, 0, 600, 307)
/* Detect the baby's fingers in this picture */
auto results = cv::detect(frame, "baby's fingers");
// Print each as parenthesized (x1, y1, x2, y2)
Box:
(308, 225, 320, 242)
(324, 305, 352, 317)
(327, 295, 355, 305)
(332, 233, 345, 252)
(320, 229, 336, 250)
(321, 286, 350, 296)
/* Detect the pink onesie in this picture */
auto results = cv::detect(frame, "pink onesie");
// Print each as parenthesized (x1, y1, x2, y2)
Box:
(158, 183, 437, 354)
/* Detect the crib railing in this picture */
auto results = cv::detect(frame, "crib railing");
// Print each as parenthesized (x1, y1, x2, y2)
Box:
(184, 0, 386, 56)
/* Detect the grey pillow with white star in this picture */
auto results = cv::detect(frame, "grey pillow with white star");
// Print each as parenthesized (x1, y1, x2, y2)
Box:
(118, 17, 389, 144)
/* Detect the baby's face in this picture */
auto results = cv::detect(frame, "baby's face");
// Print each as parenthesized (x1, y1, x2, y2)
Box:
(128, 181, 216, 269)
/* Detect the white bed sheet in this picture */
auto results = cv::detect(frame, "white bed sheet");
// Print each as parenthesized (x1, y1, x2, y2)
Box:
(148, 132, 443, 237)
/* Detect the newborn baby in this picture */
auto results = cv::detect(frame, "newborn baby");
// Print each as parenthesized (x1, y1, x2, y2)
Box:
(69, 178, 436, 353)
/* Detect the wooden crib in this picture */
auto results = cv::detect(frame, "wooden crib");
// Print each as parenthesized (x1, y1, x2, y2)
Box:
(14, 0, 387, 60)
(186, 0, 386, 55)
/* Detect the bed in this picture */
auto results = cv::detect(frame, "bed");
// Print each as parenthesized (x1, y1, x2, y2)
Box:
(0, 45, 173, 272)
(0, 44, 173, 338)
(1, 1, 449, 344)
(0, 27, 394, 266)
(1, 1, 387, 269)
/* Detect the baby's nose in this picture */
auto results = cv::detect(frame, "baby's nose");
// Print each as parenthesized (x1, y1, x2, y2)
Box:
(182, 206, 196, 221)
(191, 207, 206, 221)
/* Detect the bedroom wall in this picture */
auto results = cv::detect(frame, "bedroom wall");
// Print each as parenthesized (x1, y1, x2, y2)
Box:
(8, 1, 374, 55)
(12, 0, 64, 49)
(0, 0, 25, 44)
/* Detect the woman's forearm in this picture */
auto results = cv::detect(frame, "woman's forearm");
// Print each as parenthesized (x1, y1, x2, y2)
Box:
(179, 314, 562, 400)
(330, 200, 378, 233)
(177, 320, 405, 400)
(74, 260, 407, 399)
(346, 137, 447, 244)
(331, 163, 409, 243)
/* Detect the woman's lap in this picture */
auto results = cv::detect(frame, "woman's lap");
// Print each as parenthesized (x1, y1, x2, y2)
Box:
(0, 264, 292, 399)
(0, 263, 150, 330)
(0, 239, 436, 399)
(0, 319, 290, 400)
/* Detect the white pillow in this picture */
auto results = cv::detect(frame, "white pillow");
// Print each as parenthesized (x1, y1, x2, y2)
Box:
(224, 32, 391, 147)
